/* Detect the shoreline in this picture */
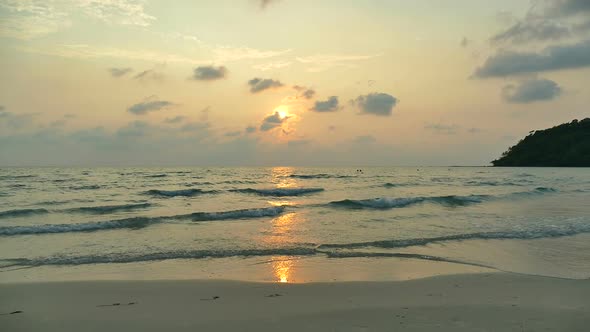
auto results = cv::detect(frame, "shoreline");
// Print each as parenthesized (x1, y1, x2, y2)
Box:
(2, 272, 589, 331)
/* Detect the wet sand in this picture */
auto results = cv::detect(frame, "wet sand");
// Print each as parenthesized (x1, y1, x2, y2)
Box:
(1, 272, 589, 331)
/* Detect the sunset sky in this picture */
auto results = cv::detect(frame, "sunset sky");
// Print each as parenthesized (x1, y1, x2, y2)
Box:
(1, 0, 589, 166)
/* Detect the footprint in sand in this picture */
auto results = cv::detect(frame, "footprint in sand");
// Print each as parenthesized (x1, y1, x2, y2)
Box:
(97, 302, 137, 307)
(0, 311, 23, 316)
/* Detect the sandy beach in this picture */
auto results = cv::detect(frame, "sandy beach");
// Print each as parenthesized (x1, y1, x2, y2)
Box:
(2, 272, 589, 331)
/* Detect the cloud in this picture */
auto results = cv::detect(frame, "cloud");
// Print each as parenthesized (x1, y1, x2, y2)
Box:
(310, 96, 339, 112)
(253, 61, 292, 71)
(491, 19, 571, 44)
(260, 112, 290, 131)
(0, 108, 37, 129)
(164, 116, 186, 124)
(0, 0, 154, 40)
(192, 66, 228, 81)
(473, 39, 590, 77)
(353, 93, 398, 116)
(133, 69, 164, 82)
(109, 67, 133, 77)
(127, 97, 175, 115)
(293, 86, 316, 99)
(502, 78, 562, 103)
(489, 0, 590, 45)
(425, 123, 460, 135)
(296, 53, 382, 72)
(546, 0, 590, 17)
(212, 46, 291, 63)
(248, 78, 284, 93)
(245, 126, 257, 134)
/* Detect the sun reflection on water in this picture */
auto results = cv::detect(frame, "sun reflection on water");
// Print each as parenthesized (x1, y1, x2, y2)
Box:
(272, 257, 294, 283)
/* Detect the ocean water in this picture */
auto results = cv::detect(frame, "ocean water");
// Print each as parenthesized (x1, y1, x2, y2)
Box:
(0, 167, 589, 282)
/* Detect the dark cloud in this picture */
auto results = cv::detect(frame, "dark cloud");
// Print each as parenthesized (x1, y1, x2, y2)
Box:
(490, 0, 590, 45)
(245, 126, 257, 133)
(311, 96, 339, 112)
(192, 66, 228, 81)
(546, 0, 590, 17)
(109, 67, 133, 77)
(134, 69, 164, 82)
(127, 97, 175, 115)
(293, 85, 316, 99)
(354, 93, 398, 116)
(473, 40, 590, 78)
(164, 116, 186, 124)
(491, 19, 571, 44)
(502, 78, 562, 103)
(260, 112, 290, 131)
(248, 78, 284, 93)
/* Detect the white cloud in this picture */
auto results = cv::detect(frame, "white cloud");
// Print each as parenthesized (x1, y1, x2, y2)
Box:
(296, 53, 382, 72)
(0, 0, 154, 40)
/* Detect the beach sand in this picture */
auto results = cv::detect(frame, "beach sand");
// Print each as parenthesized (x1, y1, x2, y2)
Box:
(1, 272, 589, 331)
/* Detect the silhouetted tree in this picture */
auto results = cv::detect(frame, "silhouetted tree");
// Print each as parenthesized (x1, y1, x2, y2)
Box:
(492, 118, 590, 167)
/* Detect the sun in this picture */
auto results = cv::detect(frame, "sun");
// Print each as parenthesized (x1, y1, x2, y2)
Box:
(275, 106, 289, 119)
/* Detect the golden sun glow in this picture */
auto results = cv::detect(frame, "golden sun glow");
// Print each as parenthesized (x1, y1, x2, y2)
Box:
(274, 106, 290, 119)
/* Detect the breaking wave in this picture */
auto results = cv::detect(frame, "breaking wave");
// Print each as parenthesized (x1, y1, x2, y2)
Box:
(287, 174, 355, 179)
(65, 203, 152, 214)
(230, 187, 324, 197)
(190, 206, 286, 221)
(0, 217, 159, 236)
(318, 222, 590, 250)
(0, 206, 287, 236)
(329, 195, 487, 209)
(0, 248, 318, 268)
(144, 188, 216, 197)
(0, 208, 50, 219)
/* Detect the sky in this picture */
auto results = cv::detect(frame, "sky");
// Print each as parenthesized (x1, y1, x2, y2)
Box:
(0, 0, 589, 166)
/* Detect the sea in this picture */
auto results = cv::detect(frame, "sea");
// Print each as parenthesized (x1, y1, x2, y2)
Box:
(1, 167, 589, 283)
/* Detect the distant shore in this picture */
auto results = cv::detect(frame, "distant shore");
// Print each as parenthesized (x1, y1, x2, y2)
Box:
(2, 272, 589, 332)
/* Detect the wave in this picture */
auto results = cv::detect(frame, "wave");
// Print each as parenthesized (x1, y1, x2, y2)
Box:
(69, 185, 101, 190)
(287, 174, 355, 179)
(190, 206, 286, 221)
(145, 174, 167, 178)
(318, 223, 590, 250)
(329, 194, 486, 210)
(144, 188, 216, 197)
(0, 217, 159, 236)
(0, 205, 286, 236)
(65, 203, 152, 215)
(0, 208, 49, 219)
(0, 175, 37, 180)
(230, 187, 324, 197)
(1, 248, 317, 268)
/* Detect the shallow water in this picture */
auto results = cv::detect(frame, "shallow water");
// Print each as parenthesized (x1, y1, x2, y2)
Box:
(0, 167, 589, 281)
